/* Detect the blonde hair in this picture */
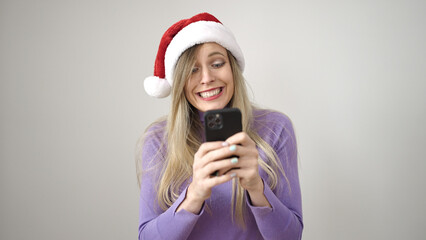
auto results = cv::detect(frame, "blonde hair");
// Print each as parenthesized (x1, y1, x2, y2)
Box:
(137, 44, 288, 228)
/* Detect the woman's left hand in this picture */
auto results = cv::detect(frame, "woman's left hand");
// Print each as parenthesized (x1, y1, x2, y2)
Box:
(223, 132, 264, 194)
(223, 132, 270, 207)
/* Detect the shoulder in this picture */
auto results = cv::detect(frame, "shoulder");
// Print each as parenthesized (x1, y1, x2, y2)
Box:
(252, 108, 295, 135)
(137, 119, 167, 169)
(141, 118, 167, 151)
(251, 108, 297, 151)
(145, 118, 167, 139)
(137, 118, 167, 161)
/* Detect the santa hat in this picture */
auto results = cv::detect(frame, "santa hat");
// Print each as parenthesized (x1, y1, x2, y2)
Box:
(144, 12, 245, 98)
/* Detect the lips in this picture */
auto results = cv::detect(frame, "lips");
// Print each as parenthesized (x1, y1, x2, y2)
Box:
(198, 87, 223, 99)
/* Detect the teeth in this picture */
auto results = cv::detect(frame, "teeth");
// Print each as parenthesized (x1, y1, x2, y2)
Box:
(200, 88, 221, 98)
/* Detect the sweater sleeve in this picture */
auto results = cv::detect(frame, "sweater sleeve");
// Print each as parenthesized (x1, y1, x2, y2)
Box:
(138, 124, 204, 240)
(247, 113, 303, 240)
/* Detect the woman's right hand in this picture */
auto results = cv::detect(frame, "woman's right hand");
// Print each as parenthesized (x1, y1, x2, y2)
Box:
(176, 141, 237, 214)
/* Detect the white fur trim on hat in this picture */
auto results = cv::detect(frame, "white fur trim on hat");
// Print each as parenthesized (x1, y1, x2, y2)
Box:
(144, 76, 171, 98)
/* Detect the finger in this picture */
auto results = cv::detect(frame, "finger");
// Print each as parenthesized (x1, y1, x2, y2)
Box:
(226, 167, 259, 182)
(205, 156, 240, 176)
(222, 141, 259, 164)
(225, 132, 255, 147)
(205, 171, 237, 187)
(195, 141, 229, 168)
(200, 143, 240, 166)
(197, 141, 229, 157)
(203, 143, 251, 166)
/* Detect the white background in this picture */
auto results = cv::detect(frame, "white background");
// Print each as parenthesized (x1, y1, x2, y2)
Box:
(1, 0, 425, 239)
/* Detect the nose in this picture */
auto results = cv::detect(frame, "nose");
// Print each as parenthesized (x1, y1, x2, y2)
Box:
(200, 67, 214, 84)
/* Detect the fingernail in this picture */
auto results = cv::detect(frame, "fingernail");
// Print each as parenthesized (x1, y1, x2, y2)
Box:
(222, 142, 229, 147)
(231, 157, 238, 164)
(230, 173, 237, 178)
(229, 145, 237, 152)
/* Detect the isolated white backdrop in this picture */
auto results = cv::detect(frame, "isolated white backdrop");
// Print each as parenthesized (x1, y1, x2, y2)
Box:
(1, 0, 425, 239)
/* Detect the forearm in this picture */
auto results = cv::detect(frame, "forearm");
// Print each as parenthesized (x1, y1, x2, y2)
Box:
(139, 125, 204, 239)
(139, 187, 203, 240)
(247, 182, 303, 240)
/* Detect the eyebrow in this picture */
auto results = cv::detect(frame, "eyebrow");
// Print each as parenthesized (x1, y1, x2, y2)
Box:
(208, 51, 226, 57)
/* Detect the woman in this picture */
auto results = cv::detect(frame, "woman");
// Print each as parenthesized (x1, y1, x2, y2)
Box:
(137, 13, 303, 239)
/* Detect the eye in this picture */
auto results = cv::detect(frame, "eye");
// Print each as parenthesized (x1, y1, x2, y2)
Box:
(191, 67, 199, 74)
(212, 62, 225, 68)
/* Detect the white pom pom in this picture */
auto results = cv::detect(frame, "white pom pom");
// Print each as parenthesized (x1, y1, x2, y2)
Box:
(144, 76, 172, 98)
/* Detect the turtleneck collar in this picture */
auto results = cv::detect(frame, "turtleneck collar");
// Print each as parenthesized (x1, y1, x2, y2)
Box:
(198, 110, 205, 124)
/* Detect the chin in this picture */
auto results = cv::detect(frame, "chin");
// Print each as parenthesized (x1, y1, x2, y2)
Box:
(199, 103, 228, 112)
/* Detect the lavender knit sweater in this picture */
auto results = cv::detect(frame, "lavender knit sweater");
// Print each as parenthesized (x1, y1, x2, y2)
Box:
(138, 109, 303, 239)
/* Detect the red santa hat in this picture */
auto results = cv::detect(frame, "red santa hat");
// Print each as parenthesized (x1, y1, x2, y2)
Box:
(144, 12, 245, 98)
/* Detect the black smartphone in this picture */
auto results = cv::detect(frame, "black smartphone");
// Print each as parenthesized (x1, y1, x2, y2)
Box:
(204, 108, 242, 176)
(204, 108, 242, 142)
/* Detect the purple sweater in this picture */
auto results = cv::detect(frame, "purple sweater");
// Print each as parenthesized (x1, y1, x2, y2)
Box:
(138, 109, 303, 239)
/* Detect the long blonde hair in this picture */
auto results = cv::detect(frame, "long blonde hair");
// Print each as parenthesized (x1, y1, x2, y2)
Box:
(137, 44, 288, 227)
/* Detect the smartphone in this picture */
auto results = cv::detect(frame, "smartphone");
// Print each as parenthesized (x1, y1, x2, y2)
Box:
(204, 108, 242, 176)
(204, 108, 242, 142)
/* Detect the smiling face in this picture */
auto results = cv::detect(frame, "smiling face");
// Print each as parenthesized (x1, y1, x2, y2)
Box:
(184, 43, 234, 112)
